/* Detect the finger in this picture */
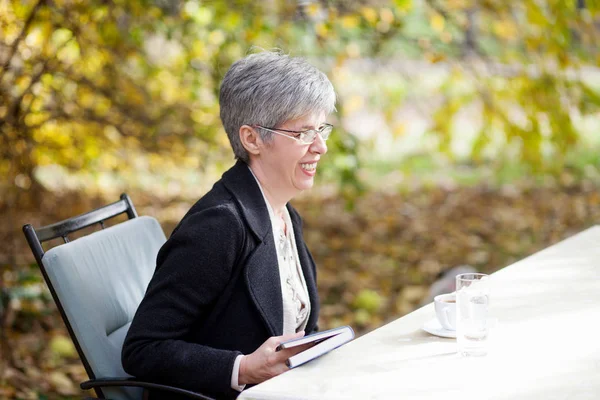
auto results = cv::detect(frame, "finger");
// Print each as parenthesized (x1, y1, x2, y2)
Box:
(277, 330, 305, 343)
(273, 330, 306, 352)
(274, 342, 314, 363)
(270, 364, 291, 378)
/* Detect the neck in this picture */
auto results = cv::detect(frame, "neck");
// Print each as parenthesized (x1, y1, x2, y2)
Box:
(248, 161, 294, 217)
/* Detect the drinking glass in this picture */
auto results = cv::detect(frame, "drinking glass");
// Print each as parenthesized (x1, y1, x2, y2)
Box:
(456, 273, 490, 356)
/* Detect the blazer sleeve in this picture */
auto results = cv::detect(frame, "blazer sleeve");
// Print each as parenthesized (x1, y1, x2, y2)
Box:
(122, 204, 245, 397)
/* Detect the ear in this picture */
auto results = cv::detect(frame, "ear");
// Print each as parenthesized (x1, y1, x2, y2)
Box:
(239, 125, 262, 156)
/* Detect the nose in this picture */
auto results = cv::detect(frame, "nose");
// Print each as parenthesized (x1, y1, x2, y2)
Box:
(309, 133, 328, 155)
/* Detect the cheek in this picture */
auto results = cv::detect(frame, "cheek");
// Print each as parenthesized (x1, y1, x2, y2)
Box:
(287, 150, 306, 167)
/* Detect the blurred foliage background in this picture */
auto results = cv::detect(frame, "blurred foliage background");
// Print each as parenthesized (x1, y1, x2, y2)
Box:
(1, 0, 600, 398)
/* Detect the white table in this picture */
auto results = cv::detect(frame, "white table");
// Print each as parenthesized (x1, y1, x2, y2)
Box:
(239, 226, 600, 400)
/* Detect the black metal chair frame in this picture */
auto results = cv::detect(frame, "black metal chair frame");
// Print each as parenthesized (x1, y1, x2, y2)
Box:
(22, 194, 213, 400)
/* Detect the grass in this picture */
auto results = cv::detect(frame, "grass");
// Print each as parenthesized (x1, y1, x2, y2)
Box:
(358, 143, 600, 191)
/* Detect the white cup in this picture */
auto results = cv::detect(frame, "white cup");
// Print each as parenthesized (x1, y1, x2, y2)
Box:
(434, 293, 456, 331)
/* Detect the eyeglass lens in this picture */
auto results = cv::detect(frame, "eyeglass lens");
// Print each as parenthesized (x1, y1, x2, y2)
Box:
(301, 126, 332, 143)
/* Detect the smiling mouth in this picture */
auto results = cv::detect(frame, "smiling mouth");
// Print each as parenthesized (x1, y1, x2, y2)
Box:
(300, 162, 317, 171)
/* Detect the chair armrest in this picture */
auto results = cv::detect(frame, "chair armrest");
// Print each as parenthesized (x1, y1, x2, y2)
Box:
(80, 377, 215, 400)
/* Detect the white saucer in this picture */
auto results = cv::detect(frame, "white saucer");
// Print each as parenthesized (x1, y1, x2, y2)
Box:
(422, 318, 456, 338)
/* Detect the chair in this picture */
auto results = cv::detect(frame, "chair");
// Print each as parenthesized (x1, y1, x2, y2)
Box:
(22, 194, 213, 400)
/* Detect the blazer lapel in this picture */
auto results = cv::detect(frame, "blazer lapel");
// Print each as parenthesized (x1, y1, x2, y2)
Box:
(222, 161, 283, 337)
(243, 235, 284, 337)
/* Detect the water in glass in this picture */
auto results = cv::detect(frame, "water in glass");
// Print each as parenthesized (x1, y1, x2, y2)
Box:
(456, 274, 490, 356)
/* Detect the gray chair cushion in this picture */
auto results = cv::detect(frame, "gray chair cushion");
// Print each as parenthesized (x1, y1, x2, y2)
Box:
(43, 216, 166, 400)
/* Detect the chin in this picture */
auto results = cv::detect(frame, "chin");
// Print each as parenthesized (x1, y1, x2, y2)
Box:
(293, 167, 316, 191)
(294, 178, 315, 191)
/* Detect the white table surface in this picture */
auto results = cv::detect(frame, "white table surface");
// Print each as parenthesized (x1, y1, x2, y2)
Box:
(239, 225, 600, 400)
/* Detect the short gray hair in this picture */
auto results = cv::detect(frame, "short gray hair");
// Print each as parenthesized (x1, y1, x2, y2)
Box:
(219, 51, 336, 162)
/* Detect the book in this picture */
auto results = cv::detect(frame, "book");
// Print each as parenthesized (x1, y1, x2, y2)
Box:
(276, 326, 355, 368)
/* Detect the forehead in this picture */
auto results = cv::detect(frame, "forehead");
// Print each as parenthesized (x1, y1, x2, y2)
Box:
(282, 112, 327, 129)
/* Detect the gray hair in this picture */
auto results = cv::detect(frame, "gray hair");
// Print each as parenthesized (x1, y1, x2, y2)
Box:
(219, 51, 336, 162)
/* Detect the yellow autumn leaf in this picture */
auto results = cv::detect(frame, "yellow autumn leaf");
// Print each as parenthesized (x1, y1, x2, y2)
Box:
(192, 39, 206, 57)
(96, 97, 112, 115)
(353, 289, 383, 313)
(377, 20, 390, 33)
(346, 42, 361, 58)
(392, 123, 406, 137)
(226, 42, 243, 60)
(84, 143, 100, 160)
(306, 3, 321, 17)
(79, 91, 95, 108)
(426, 52, 446, 63)
(418, 37, 431, 49)
(341, 15, 360, 29)
(441, 31, 452, 43)
(49, 371, 77, 395)
(149, 6, 162, 18)
(52, 130, 72, 147)
(344, 94, 365, 115)
(183, 1, 199, 18)
(224, 13, 242, 31)
(331, 65, 349, 84)
(393, 0, 413, 12)
(494, 20, 517, 40)
(208, 30, 225, 46)
(194, 7, 213, 26)
(100, 153, 118, 169)
(24, 113, 47, 128)
(380, 8, 395, 25)
(25, 26, 45, 47)
(315, 22, 328, 37)
(15, 75, 32, 91)
(104, 126, 121, 144)
(447, 0, 468, 9)
(430, 12, 445, 32)
(361, 7, 378, 25)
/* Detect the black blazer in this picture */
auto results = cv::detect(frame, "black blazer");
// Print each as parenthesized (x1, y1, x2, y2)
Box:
(122, 160, 320, 400)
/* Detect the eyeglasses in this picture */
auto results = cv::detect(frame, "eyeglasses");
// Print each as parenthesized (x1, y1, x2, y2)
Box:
(254, 123, 333, 144)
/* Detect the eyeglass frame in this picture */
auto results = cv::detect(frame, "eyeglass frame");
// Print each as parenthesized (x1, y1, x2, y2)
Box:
(252, 123, 333, 144)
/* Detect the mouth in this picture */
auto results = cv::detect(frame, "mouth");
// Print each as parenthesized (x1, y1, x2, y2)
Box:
(300, 162, 317, 172)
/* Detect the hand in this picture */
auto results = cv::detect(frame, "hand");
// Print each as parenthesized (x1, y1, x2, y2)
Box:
(238, 330, 313, 385)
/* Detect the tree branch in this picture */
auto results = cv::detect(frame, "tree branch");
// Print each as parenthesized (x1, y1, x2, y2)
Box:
(0, 0, 47, 80)
(3, 35, 74, 131)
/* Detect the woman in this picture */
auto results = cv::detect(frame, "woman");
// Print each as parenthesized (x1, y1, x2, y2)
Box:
(122, 51, 336, 399)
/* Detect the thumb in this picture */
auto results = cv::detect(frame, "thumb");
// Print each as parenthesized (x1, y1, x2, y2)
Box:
(279, 330, 305, 342)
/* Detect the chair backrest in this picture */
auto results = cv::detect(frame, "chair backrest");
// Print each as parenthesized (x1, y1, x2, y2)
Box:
(23, 195, 166, 400)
